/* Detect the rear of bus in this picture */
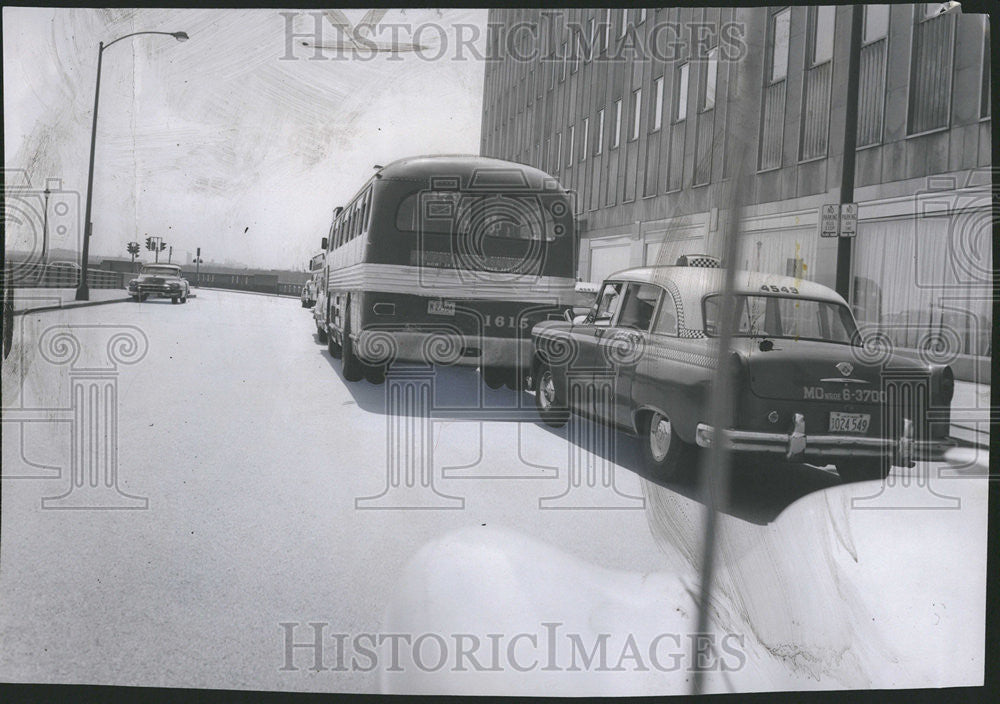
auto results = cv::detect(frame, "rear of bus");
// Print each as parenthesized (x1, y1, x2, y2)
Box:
(355, 157, 577, 382)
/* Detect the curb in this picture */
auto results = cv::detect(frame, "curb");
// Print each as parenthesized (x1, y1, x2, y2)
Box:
(13, 296, 133, 317)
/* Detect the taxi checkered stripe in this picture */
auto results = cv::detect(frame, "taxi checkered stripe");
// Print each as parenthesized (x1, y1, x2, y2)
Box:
(663, 279, 685, 329)
(685, 256, 720, 268)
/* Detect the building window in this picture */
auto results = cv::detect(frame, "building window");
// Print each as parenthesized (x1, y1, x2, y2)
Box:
(981, 16, 991, 119)
(581, 117, 590, 161)
(858, 4, 890, 147)
(674, 63, 689, 122)
(544, 137, 551, 171)
(561, 41, 568, 82)
(770, 7, 790, 82)
(621, 9, 629, 38)
(639, 9, 647, 25)
(556, 132, 563, 169)
(864, 3, 890, 43)
(588, 18, 596, 62)
(759, 7, 790, 170)
(700, 46, 718, 111)
(613, 98, 623, 148)
(596, 108, 605, 154)
(800, 6, 835, 160)
(908, 4, 955, 134)
(567, 125, 575, 167)
(631, 88, 642, 139)
(604, 9, 612, 52)
(652, 76, 664, 131)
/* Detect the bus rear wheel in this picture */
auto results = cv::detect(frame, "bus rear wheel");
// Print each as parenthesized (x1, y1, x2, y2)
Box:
(482, 367, 506, 389)
(365, 364, 386, 385)
(341, 312, 364, 382)
(327, 332, 342, 358)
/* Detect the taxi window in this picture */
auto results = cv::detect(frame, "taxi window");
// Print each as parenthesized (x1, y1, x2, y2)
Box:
(617, 283, 662, 332)
(592, 282, 624, 325)
(652, 289, 679, 335)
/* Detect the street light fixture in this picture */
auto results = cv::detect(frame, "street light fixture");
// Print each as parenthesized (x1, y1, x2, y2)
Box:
(75, 30, 189, 301)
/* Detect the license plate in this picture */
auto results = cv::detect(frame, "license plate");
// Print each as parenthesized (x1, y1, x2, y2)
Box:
(829, 412, 870, 434)
(427, 300, 455, 316)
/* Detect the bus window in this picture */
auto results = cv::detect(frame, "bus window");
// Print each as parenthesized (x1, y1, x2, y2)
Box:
(394, 191, 561, 241)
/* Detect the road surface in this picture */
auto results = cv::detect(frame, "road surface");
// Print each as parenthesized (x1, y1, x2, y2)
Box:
(0, 289, 988, 694)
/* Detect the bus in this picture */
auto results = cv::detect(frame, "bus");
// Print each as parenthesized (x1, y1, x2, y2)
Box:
(301, 251, 325, 307)
(312, 155, 578, 386)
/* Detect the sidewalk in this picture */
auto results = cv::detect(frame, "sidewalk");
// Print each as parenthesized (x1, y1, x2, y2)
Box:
(10, 287, 131, 315)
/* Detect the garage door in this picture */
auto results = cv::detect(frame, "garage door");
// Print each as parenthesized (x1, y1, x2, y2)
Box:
(588, 243, 632, 283)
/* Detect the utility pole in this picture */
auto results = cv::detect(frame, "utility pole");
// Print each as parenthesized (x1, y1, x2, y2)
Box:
(168, 246, 173, 263)
(194, 247, 203, 287)
(834, 5, 863, 302)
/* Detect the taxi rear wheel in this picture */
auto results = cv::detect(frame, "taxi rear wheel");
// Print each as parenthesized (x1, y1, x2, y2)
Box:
(534, 363, 568, 427)
(836, 458, 890, 483)
(640, 411, 694, 481)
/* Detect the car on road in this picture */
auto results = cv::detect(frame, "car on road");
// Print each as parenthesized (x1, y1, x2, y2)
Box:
(128, 264, 190, 304)
(530, 257, 955, 483)
(41, 261, 81, 286)
(301, 280, 317, 308)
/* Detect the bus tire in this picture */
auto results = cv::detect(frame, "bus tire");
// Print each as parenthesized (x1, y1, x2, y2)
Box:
(316, 324, 328, 344)
(365, 364, 386, 385)
(503, 368, 524, 391)
(534, 361, 568, 428)
(327, 331, 342, 358)
(341, 312, 365, 382)
(482, 367, 505, 390)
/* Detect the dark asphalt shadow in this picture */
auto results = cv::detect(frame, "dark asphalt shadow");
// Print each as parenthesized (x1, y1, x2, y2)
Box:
(316, 344, 844, 525)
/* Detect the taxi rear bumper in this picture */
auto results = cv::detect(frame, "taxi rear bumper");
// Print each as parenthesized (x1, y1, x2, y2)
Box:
(695, 415, 954, 466)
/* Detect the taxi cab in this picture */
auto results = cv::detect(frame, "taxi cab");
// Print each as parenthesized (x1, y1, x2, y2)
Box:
(530, 256, 955, 482)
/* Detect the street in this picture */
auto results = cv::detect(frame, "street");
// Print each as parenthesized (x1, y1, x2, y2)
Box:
(0, 290, 989, 694)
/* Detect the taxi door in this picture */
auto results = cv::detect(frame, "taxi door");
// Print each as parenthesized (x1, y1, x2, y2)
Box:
(600, 282, 664, 427)
(565, 281, 623, 414)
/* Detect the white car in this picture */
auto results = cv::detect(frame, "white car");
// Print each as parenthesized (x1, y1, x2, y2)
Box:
(127, 264, 190, 304)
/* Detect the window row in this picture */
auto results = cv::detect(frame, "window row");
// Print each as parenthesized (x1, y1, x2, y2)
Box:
(328, 186, 373, 251)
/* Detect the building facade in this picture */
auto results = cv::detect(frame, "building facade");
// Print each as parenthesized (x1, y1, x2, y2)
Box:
(480, 5, 992, 380)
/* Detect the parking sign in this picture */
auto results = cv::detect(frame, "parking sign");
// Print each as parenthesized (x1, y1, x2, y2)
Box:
(820, 204, 839, 237)
(840, 203, 858, 237)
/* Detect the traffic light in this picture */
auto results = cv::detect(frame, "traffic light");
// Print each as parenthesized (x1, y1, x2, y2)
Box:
(159, 241, 167, 251)
(145, 237, 153, 250)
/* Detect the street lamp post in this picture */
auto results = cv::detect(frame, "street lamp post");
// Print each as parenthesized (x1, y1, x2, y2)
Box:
(35, 186, 51, 285)
(75, 30, 188, 301)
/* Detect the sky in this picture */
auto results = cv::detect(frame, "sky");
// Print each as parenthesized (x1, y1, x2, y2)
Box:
(3, 8, 488, 270)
